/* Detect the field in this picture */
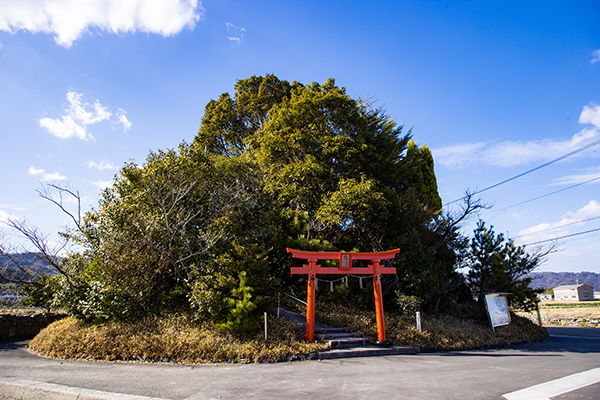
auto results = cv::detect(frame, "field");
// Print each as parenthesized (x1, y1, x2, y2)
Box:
(517, 301, 600, 328)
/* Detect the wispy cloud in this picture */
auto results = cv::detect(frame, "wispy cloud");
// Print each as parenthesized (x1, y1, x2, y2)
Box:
(39, 92, 131, 140)
(226, 22, 245, 46)
(0, 209, 16, 223)
(434, 103, 600, 169)
(91, 180, 114, 190)
(88, 160, 118, 171)
(550, 167, 600, 186)
(0, 0, 204, 48)
(115, 108, 131, 132)
(592, 49, 600, 64)
(517, 200, 600, 244)
(28, 166, 66, 182)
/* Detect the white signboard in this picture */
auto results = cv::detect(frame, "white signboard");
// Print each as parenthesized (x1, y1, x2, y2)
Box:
(484, 294, 511, 329)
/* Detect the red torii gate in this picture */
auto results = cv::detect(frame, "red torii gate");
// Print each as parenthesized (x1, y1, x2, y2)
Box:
(287, 248, 400, 343)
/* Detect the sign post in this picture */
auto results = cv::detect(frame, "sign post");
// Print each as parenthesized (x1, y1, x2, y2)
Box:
(287, 248, 400, 343)
(484, 293, 511, 331)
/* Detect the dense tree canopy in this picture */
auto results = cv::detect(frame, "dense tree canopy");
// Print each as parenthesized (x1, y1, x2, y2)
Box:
(193, 75, 464, 313)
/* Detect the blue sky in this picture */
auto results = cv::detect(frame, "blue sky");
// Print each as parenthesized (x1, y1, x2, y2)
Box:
(0, 1, 599, 273)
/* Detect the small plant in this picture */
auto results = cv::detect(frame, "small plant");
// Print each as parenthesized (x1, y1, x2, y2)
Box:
(217, 271, 260, 332)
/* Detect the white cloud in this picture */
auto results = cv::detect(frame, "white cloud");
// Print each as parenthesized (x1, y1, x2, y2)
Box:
(88, 160, 118, 171)
(115, 108, 131, 131)
(40, 91, 131, 140)
(0, 0, 204, 48)
(579, 102, 600, 128)
(39, 114, 89, 140)
(28, 166, 67, 181)
(28, 166, 45, 175)
(592, 49, 600, 64)
(517, 200, 600, 244)
(564, 199, 600, 220)
(226, 22, 245, 46)
(434, 102, 600, 169)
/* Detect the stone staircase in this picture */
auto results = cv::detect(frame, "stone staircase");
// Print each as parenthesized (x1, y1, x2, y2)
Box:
(314, 327, 369, 349)
(271, 306, 420, 359)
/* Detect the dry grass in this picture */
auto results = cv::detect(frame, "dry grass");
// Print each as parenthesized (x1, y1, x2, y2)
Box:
(517, 303, 600, 327)
(314, 303, 548, 350)
(0, 306, 49, 315)
(29, 314, 328, 364)
(538, 307, 600, 319)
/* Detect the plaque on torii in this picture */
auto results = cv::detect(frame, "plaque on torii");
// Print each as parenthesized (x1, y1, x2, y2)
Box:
(286, 248, 400, 343)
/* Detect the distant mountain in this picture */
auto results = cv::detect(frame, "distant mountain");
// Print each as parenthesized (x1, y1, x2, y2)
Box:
(528, 271, 600, 291)
(0, 252, 58, 282)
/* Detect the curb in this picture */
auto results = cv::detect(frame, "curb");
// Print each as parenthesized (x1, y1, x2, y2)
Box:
(0, 379, 167, 400)
(318, 346, 420, 360)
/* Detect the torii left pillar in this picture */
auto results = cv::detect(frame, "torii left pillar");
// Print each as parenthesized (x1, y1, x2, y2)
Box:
(287, 248, 400, 343)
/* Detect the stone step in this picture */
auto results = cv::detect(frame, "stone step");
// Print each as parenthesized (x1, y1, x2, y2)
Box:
(316, 327, 348, 334)
(327, 337, 370, 349)
(315, 332, 356, 340)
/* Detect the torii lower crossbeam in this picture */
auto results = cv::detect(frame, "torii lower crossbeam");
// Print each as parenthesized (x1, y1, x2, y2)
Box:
(287, 248, 400, 343)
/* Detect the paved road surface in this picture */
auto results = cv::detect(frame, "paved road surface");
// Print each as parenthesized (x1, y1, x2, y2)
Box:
(1, 326, 599, 399)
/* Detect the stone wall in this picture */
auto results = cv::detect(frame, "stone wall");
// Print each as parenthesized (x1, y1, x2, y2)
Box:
(0, 314, 66, 341)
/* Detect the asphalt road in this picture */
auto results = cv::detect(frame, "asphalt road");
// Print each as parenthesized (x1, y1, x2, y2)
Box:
(0, 326, 599, 400)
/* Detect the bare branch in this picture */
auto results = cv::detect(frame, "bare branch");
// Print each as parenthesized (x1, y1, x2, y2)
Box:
(447, 190, 492, 229)
(37, 183, 83, 231)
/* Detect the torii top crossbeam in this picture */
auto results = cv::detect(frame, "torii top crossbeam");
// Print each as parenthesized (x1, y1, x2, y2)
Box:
(287, 249, 399, 275)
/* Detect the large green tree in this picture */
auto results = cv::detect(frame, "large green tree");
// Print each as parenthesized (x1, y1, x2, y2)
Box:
(195, 75, 465, 311)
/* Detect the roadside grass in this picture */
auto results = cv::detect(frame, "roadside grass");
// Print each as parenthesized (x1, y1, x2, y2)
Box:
(29, 314, 328, 364)
(313, 302, 548, 350)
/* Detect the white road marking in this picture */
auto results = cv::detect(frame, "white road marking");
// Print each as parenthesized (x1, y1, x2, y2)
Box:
(0, 378, 167, 400)
(502, 367, 600, 400)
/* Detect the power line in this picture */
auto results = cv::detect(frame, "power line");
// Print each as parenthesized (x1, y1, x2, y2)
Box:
(443, 138, 600, 207)
(501, 176, 600, 211)
(522, 227, 600, 246)
(511, 215, 600, 239)
(486, 176, 600, 222)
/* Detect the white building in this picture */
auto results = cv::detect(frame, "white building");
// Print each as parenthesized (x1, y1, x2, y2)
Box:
(553, 284, 594, 301)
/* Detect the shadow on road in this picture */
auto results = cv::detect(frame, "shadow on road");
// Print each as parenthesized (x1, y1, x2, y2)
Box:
(0, 339, 30, 351)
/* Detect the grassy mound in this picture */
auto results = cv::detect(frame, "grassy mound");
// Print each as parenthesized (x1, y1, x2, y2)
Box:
(314, 303, 548, 350)
(29, 314, 327, 364)
(29, 303, 548, 364)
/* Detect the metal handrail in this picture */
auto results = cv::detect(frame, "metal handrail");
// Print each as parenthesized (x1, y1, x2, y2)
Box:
(282, 292, 307, 306)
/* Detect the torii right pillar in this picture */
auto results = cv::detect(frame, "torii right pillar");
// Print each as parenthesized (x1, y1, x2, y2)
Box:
(371, 258, 387, 343)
